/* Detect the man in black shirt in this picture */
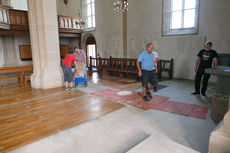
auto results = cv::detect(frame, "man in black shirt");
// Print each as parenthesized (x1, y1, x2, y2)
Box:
(192, 41, 218, 96)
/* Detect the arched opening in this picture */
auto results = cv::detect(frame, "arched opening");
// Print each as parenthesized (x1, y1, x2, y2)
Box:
(86, 36, 96, 66)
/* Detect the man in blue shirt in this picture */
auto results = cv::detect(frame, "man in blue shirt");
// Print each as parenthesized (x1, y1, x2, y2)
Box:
(136, 43, 157, 101)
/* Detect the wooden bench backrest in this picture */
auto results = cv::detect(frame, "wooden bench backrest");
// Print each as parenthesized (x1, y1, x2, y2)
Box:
(88, 56, 173, 79)
(99, 58, 110, 68)
(0, 65, 33, 74)
(125, 59, 137, 70)
(159, 59, 173, 71)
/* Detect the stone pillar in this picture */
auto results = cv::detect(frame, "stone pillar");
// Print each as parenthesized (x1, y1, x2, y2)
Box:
(27, 0, 63, 89)
(2, 36, 18, 66)
(209, 97, 230, 153)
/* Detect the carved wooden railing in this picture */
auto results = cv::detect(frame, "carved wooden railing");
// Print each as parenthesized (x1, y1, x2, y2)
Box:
(9, 9, 28, 29)
(0, 6, 83, 31)
(58, 15, 83, 30)
(0, 5, 11, 29)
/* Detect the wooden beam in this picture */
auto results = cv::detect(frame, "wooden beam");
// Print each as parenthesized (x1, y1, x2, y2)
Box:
(0, 29, 29, 35)
(59, 32, 81, 38)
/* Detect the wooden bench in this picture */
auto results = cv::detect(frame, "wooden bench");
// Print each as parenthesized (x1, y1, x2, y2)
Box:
(89, 57, 138, 78)
(158, 58, 173, 81)
(88, 56, 173, 81)
(0, 65, 33, 88)
(88, 56, 99, 75)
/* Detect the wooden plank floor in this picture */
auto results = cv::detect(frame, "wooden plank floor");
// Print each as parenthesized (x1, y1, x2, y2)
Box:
(0, 75, 132, 153)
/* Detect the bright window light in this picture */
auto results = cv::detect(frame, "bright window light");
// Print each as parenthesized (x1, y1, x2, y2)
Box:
(171, 11, 182, 29)
(184, 0, 196, 9)
(82, 0, 96, 29)
(170, 0, 197, 29)
(172, 0, 182, 11)
(184, 9, 195, 28)
(162, 0, 199, 35)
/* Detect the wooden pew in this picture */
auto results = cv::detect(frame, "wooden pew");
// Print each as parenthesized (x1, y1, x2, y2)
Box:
(108, 58, 124, 77)
(0, 65, 33, 88)
(88, 56, 100, 75)
(88, 56, 173, 81)
(88, 56, 138, 78)
(123, 59, 138, 75)
(98, 58, 110, 76)
(158, 58, 173, 80)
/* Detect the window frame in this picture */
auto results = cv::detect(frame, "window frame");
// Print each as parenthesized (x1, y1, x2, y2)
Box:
(162, 0, 200, 36)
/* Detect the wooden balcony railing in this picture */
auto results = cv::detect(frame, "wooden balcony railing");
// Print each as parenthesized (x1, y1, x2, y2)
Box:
(0, 6, 83, 32)
(58, 15, 83, 30)
(0, 5, 11, 29)
(9, 9, 28, 29)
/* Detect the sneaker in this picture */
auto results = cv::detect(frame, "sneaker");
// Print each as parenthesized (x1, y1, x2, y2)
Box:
(65, 87, 70, 91)
(143, 96, 149, 102)
(146, 91, 152, 99)
(70, 87, 75, 90)
(201, 93, 206, 96)
(154, 86, 157, 92)
(191, 92, 200, 95)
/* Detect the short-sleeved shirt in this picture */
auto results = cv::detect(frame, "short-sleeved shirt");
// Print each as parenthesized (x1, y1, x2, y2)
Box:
(152, 51, 159, 70)
(137, 50, 155, 71)
(73, 50, 86, 63)
(62, 54, 77, 68)
(153, 51, 159, 59)
(197, 49, 218, 69)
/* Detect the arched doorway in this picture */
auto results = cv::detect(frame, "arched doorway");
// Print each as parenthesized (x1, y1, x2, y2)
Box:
(86, 36, 96, 66)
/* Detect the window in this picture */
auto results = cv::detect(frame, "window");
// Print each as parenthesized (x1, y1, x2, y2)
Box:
(162, 0, 199, 36)
(82, 0, 95, 30)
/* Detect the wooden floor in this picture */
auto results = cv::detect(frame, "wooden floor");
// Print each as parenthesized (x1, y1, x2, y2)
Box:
(0, 74, 136, 153)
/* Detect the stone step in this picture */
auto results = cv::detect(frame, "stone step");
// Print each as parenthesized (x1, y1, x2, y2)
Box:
(126, 134, 200, 153)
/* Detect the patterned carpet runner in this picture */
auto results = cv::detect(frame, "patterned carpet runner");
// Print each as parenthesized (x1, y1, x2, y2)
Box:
(92, 88, 208, 119)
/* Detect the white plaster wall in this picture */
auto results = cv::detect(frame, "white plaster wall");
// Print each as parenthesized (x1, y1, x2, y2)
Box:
(11, 0, 27, 10)
(14, 36, 32, 65)
(0, 37, 5, 67)
(127, 0, 230, 80)
(82, 0, 123, 58)
(1, 0, 10, 6)
(56, 0, 81, 17)
(56, 0, 123, 58)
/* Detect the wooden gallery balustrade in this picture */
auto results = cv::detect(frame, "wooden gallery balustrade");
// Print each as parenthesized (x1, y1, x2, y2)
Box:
(9, 9, 28, 30)
(0, 5, 83, 35)
(58, 15, 83, 30)
(0, 5, 11, 29)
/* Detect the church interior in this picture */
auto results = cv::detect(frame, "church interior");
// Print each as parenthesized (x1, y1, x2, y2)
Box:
(0, 0, 230, 153)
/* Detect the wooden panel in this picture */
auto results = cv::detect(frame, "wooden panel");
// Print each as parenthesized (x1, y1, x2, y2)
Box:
(19, 45, 69, 59)
(0, 29, 29, 35)
(59, 32, 81, 37)
(19, 45, 32, 60)
(60, 45, 69, 57)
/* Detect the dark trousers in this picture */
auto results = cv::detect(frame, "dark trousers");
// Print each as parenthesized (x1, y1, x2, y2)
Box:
(195, 68, 211, 94)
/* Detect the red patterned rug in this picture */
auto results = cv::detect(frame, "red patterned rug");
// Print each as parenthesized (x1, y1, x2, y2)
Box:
(91, 88, 208, 119)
